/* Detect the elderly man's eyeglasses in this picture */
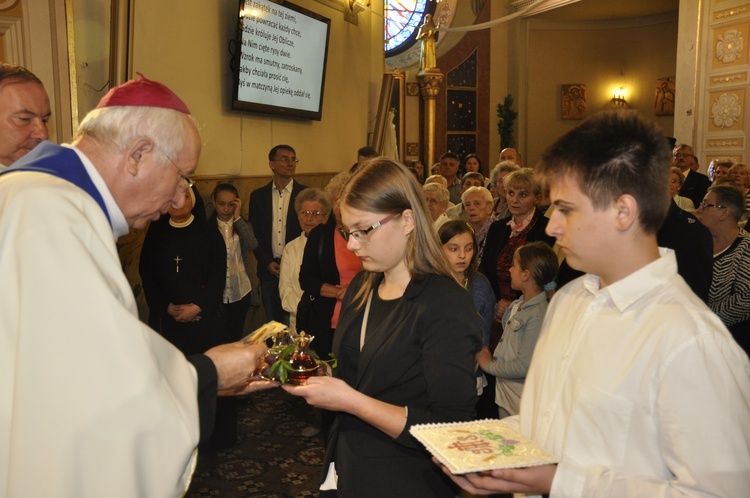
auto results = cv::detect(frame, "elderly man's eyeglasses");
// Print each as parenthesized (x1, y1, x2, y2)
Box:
(156, 146, 194, 192)
(698, 201, 726, 210)
(275, 156, 299, 164)
(299, 210, 323, 217)
(338, 213, 398, 242)
(673, 152, 692, 158)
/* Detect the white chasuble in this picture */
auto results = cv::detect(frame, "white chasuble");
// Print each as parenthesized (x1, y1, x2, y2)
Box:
(0, 171, 201, 497)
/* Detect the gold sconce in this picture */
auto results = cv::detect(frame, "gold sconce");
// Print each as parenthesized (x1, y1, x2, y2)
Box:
(611, 86, 628, 107)
(345, 0, 369, 23)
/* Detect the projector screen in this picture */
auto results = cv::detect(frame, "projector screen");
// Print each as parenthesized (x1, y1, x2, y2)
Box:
(231, 0, 331, 121)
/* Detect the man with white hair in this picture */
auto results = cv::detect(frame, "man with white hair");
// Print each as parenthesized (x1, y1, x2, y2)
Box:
(0, 75, 271, 497)
(672, 143, 710, 207)
(445, 172, 485, 221)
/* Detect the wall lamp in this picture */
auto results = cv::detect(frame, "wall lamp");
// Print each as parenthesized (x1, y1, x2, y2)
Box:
(350, 0, 370, 13)
(611, 86, 628, 107)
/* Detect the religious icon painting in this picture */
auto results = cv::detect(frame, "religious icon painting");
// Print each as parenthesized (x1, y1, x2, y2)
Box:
(561, 84, 587, 120)
(655, 77, 675, 116)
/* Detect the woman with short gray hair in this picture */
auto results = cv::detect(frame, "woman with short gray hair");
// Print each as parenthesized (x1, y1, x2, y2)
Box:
(696, 185, 750, 354)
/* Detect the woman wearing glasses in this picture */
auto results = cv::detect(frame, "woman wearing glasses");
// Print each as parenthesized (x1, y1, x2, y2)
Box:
(297, 174, 361, 359)
(286, 159, 482, 497)
(279, 187, 331, 334)
(696, 185, 750, 354)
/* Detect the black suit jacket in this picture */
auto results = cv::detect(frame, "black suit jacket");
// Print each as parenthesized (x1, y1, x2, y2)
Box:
(324, 273, 481, 496)
(479, 210, 555, 300)
(679, 170, 712, 208)
(248, 179, 308, 280)
(657, 200, 713, 303)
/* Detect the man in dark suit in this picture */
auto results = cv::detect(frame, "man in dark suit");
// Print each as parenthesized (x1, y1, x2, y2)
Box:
(249, 144, 308, 323)
(673, 143, 711, 207)
(657, 200, 713, 303)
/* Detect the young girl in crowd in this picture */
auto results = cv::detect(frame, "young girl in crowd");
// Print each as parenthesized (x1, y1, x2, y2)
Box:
(477, 241, 558, 418)
(439, 220, 497, 419)
(439, 220, 494, 348)
(211, 183, 259, 341)
(284, 158, 481, 497)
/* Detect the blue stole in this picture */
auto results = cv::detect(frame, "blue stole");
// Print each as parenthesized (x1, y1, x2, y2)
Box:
(1, 141, 111, 225)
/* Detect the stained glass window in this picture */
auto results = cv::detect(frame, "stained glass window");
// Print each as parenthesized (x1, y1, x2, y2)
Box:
(385, 0, 430, 56)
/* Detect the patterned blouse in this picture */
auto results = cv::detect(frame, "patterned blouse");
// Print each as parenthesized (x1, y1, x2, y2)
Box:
(495, 209, 545, 303)
(709, 229, 750, 330)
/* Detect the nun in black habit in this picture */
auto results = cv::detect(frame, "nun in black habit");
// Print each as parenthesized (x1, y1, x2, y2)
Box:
(139, 185, 236, 449)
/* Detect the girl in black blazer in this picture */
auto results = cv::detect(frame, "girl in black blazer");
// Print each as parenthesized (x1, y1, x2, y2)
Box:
(284, 159, 482, 497)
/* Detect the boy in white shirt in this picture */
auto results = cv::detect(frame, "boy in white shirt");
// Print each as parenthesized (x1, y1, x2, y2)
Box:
(440, 111, 750, 497)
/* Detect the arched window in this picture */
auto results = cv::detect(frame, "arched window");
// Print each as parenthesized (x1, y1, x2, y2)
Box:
(384, 0, 432, 56)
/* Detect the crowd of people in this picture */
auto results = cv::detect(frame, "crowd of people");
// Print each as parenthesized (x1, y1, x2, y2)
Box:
(2, 62, 750, 497)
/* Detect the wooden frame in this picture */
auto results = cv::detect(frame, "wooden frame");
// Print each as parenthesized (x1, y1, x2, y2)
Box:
(370, 71, 406, 161)
(389, 71, 405, 161)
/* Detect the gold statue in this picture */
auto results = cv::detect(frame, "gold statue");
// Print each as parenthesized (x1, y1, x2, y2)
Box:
(417, 14, 437, 71)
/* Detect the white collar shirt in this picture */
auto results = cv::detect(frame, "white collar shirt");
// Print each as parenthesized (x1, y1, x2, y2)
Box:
(216, 218, 252, 303)
(271, 179, 294, 259)
(66, 145, 129, 239)
(518, 249, 750, 497)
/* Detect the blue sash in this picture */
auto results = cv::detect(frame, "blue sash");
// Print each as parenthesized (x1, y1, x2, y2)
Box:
(1, 141, 111, 225)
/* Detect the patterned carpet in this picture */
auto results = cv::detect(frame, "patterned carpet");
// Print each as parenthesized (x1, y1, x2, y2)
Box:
(186, 388, 325, 498)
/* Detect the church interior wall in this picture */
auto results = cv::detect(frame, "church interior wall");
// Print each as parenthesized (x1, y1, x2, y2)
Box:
(0, 0, 24, 67)
(130, 0, 383, 178)
(489, 2, 512, 165)
(521, 14, 678, 167)
(394, 4, 678, 173)
(688, 0, 750, 166)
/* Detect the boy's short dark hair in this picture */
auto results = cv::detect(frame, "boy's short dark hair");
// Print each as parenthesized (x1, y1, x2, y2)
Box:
(538, 110, 670, 234)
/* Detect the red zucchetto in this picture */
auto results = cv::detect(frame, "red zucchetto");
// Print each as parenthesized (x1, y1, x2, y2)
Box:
(96, 73, 190, 114)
